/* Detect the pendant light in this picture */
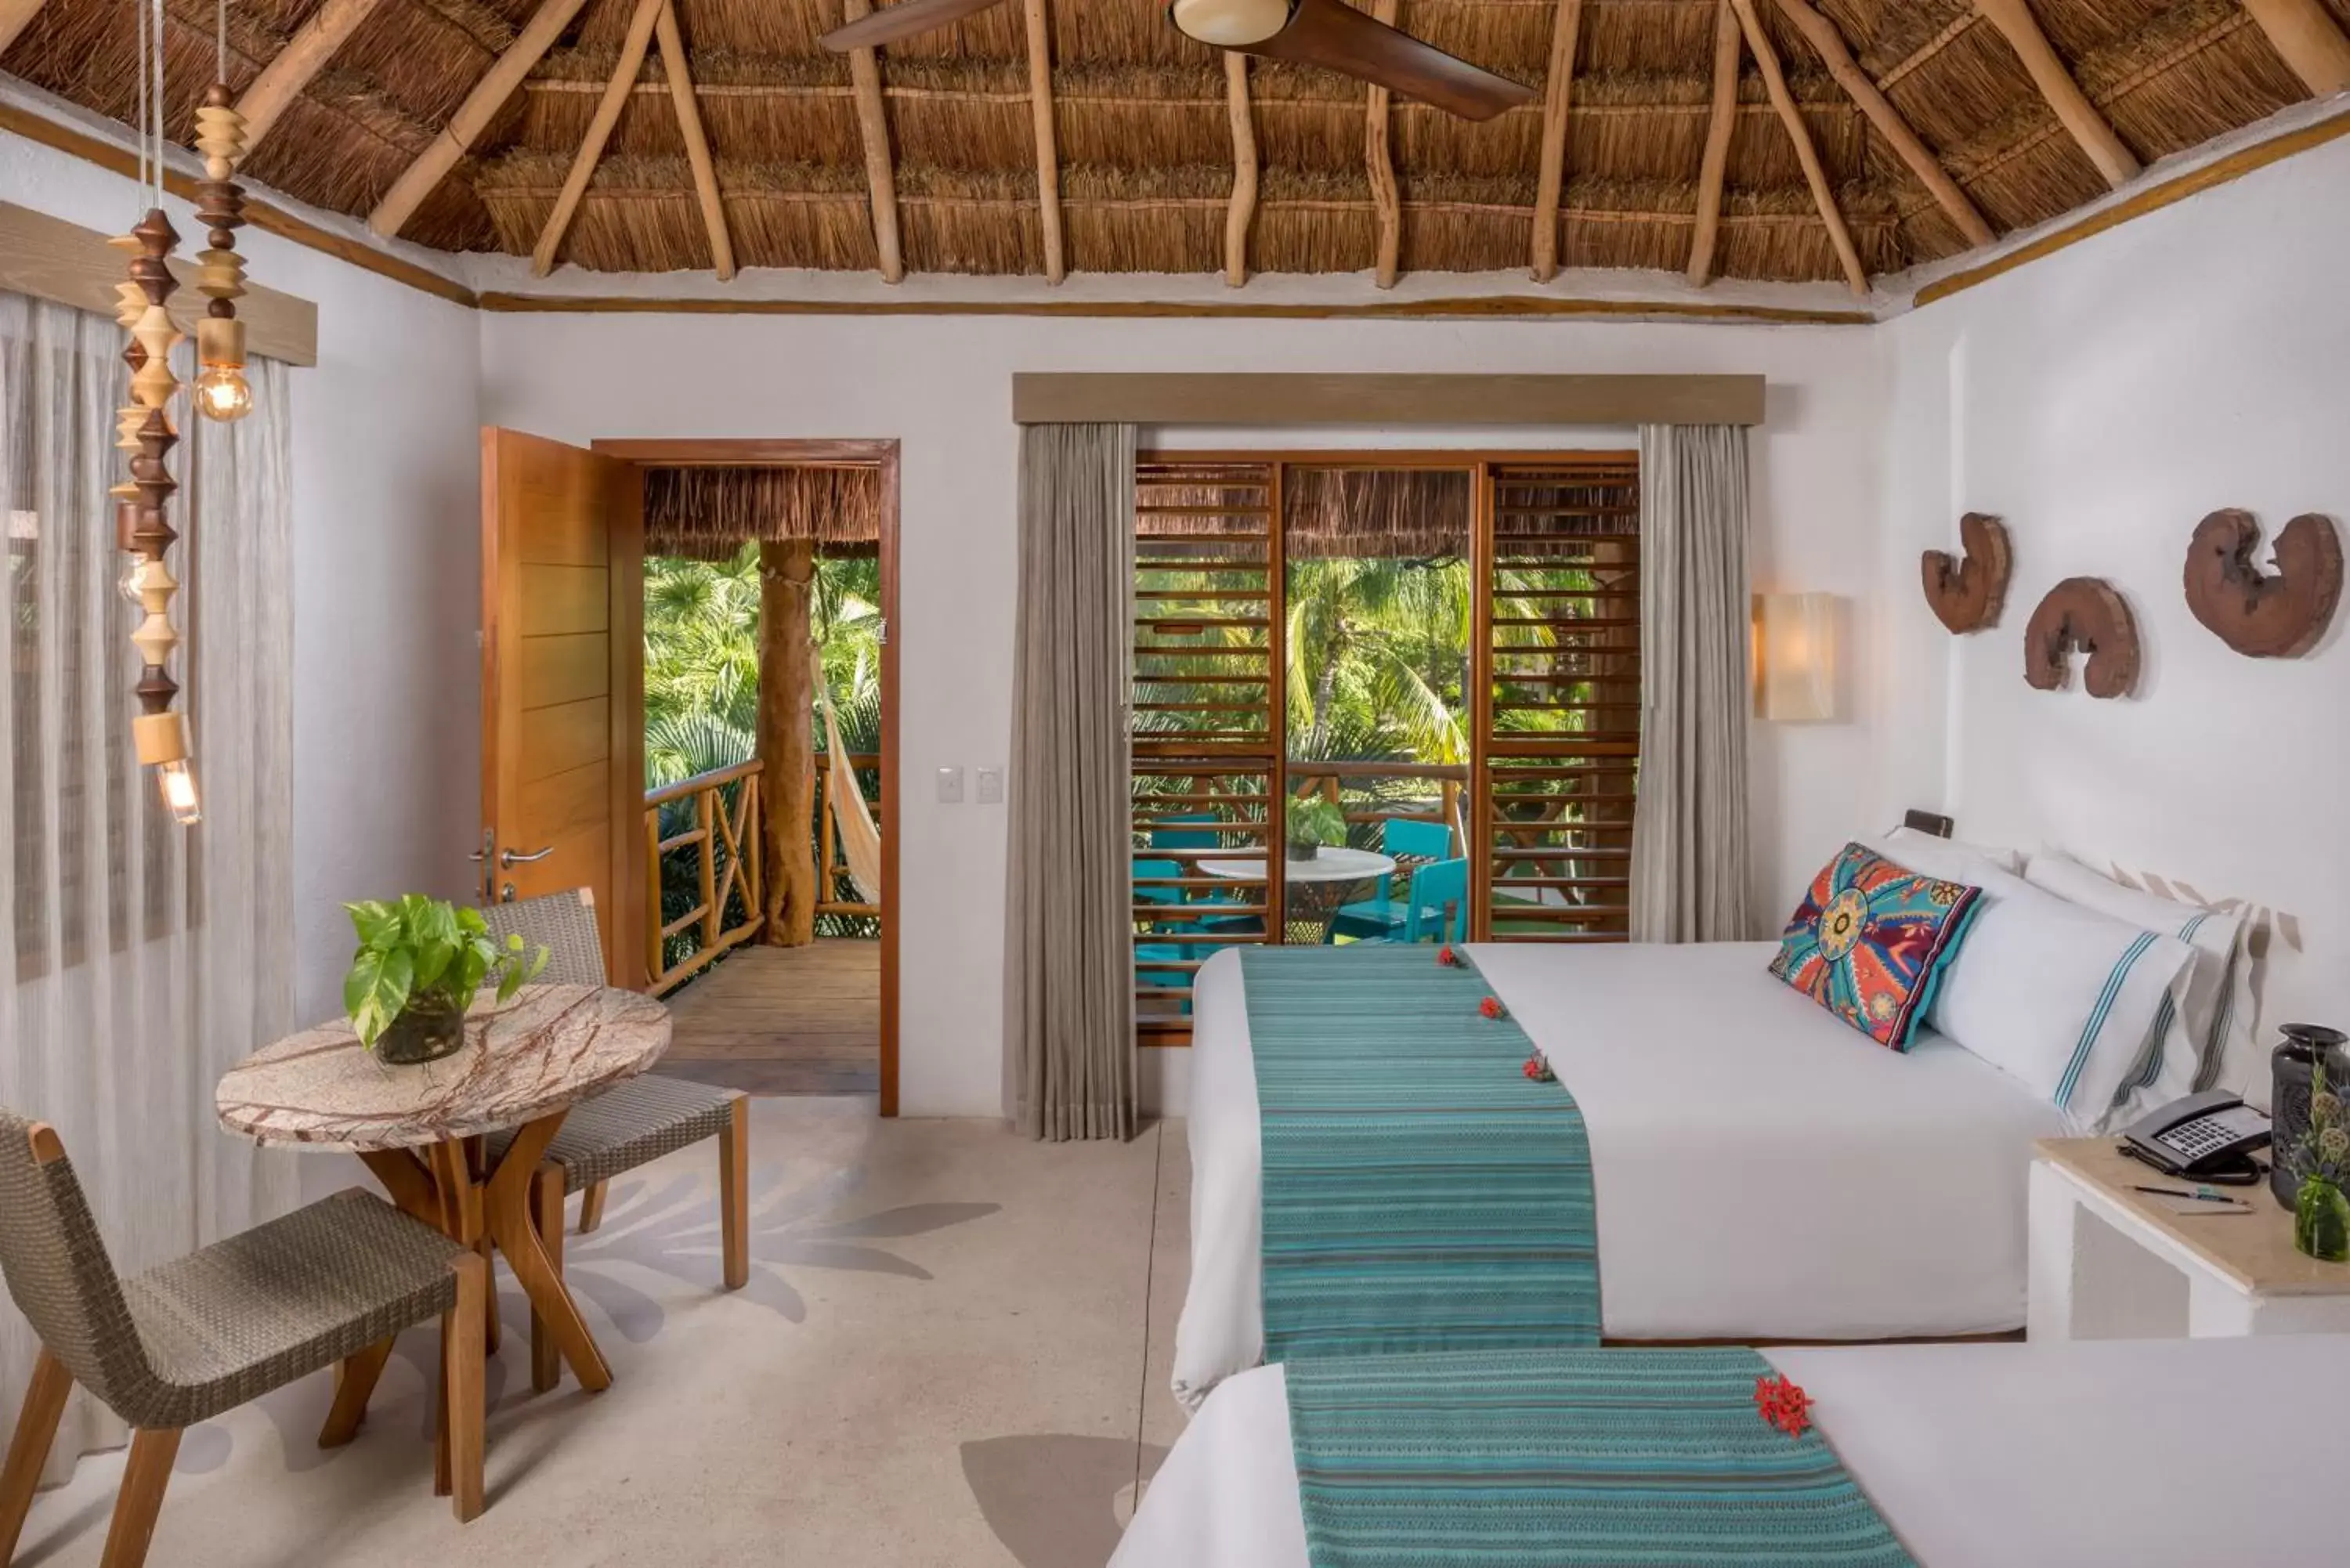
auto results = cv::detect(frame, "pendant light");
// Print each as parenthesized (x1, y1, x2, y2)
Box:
(192, 0, 251, 423)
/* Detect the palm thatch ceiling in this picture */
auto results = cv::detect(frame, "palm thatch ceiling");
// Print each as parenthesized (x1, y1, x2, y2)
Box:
(5, 0, 2345, 288)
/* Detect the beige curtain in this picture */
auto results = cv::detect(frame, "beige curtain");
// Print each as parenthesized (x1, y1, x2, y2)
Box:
(0, 293, 299, 1477)
(1629, 425, 1752, 943)
(1003, 423, 1137, 1141)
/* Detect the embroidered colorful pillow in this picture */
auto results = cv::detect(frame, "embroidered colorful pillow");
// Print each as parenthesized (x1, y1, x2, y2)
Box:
(1770, 842, 1983, 1050)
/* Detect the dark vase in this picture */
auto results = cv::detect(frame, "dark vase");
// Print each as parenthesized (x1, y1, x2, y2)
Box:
(2270, 1024, 2350, 1209)
(1285, 841, 1320, 863)
(376, 990, 468, 1066)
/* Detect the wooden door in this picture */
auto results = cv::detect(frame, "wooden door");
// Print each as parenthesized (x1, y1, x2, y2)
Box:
(480, 428, 646, 985)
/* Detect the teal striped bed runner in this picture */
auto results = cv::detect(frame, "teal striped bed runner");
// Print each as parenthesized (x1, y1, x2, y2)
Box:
(1285, 1347, 1915, 1568)
(1242, 945, 1600, 1364)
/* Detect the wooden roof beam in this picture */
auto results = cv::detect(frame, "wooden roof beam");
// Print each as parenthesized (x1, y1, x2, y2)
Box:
(653, 0, 733, 280)
(1224, 52, 1256, 287)
(1726, 0, 1867, 295)
(1024, 0, 1065, 283)
(1529, 0, 1584, 282)
(1365, 0, 1401, 289)
(0, 0, 47, 55)
(1774, 0, 1993, 248)
(1973, 0, 2139, 188)
(1685, 0, 1740, 286)
(837, 0, 905, 283)
(531, 0, 661, 276)
(371, 0, 597, 238)
(2239, 0, 2350, 94)
(237, 0, 386, 150)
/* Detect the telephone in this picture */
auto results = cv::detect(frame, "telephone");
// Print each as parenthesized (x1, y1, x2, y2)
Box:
(2121, 1090, 2272, 1183)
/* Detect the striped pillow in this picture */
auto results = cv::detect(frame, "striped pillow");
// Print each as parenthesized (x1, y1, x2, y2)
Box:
(1923, 858, 2196, 1133)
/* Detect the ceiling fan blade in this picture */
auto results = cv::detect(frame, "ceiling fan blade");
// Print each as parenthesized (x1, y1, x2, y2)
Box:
(1246, 0, 1536, 121)
(820, 0, 1014, 52)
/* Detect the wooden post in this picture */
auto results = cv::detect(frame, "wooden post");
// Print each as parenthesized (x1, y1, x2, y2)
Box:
(1686, 0, 1741, 286)
(1529, 0, 1585, 282)
(2238, 0, 2350, 95)
(761, 539, 818, 945)
(1224, 52, 1256, 287)
(1365, 0, 1402, 290)
(1974, 0, 2139, 189)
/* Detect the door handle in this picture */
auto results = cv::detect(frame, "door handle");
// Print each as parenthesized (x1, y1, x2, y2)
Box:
(499, 845, 555, 869)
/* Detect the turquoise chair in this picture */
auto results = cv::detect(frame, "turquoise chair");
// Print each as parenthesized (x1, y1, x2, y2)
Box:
(1152, 812, 1254, 925)
(1329, 818, 1457, 941)
(1135, 942, 1195, 1017)
(1354, 857, 1470, 945)
(1133, 856, 1188, 908)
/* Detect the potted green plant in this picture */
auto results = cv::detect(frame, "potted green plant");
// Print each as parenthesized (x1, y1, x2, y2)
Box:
(344, 895, 549, 1066)
(1285, 797, 1347, 863)
(2288, 1049, 2350, 1263)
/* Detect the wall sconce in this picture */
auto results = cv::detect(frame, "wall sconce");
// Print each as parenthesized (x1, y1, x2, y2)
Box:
(1755, 592, 1842, 722)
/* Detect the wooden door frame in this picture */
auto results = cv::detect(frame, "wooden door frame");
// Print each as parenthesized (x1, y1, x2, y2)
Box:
(592, 437, 901, 1118)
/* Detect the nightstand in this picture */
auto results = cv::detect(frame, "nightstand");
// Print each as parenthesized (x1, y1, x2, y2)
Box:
(2030, 1138, 2350, 1340)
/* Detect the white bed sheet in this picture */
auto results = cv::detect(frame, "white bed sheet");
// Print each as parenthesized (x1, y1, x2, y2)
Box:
(1117, 1335, 2350, 1568)
(1173, 941, 2066, 1411)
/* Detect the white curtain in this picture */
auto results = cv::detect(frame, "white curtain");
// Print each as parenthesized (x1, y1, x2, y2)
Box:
(0, 292, 298, 1476)
(1629, 425, 1752, 944)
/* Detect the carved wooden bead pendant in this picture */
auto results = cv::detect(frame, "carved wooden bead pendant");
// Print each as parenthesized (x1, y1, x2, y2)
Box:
(2024, 577, 2140, 699)
(2182, 509, 2342, 659)
(1922, 512, 2012, 634)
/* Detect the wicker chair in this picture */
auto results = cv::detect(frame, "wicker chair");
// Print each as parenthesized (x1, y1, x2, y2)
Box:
(0, 1114, 487, 1566)
(483, 889, 748, 1393)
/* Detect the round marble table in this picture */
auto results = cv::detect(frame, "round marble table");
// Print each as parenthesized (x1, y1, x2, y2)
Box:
(1197, 847, 1397, 944)
(219, 985, 670, 1405)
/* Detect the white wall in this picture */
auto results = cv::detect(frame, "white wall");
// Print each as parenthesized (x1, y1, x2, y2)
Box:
(2, 136, 486, 1023)
(481, 313, 1895, 1114)
(1881, 132, 2350, 1049)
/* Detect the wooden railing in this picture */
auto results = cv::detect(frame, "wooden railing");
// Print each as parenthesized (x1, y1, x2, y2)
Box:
(1285, 759, 1468, 851)
(643, 759, 765, 996)
(813, 750, 881, 918)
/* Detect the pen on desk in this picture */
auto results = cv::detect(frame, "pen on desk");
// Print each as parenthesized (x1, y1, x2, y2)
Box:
(2131, 1184, 2246, 1205)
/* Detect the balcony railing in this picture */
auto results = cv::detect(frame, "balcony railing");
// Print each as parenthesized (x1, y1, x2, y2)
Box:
(643, 760, 765, 996)
(814, 750, 881, 919)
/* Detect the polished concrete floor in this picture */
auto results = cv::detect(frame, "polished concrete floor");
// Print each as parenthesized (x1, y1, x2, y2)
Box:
(11, 1100, 1190, 1568)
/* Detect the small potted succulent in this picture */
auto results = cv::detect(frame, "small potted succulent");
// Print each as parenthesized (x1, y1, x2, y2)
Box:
(1285, 797, 1346, 863)
(344, 895, 548, 1065)
(2287, 1048, 2350, 1263)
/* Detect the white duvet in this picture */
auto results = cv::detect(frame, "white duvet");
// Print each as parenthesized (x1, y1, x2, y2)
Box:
(1172, 941, 2066, 1411)
(1119, 1335, 2350, 1568)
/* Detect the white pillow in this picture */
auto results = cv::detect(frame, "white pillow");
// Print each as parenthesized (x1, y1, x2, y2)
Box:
(1882, 825, 2028, 876)
(2024, 850, 2247, 1108)
(1866, 837, 2194, 1132)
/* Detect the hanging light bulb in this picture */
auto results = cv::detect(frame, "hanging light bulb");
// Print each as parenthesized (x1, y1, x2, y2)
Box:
(193, 326, 253, 421)
(157, 757, 203, 825)
(118, 553, 157, 604)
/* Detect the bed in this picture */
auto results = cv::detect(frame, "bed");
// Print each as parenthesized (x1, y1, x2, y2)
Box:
(1173, 940, 2068, 1410)
(1118, 1334, 2348, 1568)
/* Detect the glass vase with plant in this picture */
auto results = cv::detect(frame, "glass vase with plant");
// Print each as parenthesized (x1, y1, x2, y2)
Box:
(2287, 1048, 2350, 1263)
(1285, 797, 1347, 862)
(344, 895, 549, 1066)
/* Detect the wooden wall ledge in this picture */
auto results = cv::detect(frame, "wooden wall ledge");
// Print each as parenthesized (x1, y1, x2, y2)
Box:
(1011, 374, 1766, 428)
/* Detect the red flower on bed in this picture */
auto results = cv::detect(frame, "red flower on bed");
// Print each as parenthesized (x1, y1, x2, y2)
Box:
(1437, 945, 1461, 967)
(1522, 1051, 1556, 1083)
(1479, 995, 1505, 1021)
(1754, 1374, 1811, 1437)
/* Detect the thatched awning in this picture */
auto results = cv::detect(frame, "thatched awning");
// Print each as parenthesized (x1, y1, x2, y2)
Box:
(644, 465, 884, 562)
(1137, 464, 1638, 559)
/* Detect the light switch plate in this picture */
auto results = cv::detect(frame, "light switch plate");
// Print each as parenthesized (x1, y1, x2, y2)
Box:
(936, 766, 964, 804)
(976, 766, 1004, 804)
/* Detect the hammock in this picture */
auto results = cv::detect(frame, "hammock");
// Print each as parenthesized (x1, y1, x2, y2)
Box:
(817, 679, 881, 905)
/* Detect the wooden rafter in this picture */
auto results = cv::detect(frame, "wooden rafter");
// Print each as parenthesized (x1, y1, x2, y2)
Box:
(838, 0, 906, 283)
(1365, 0, 1401, 289)
(1727, 0, 1867, 294)
(531, 0, 661, 276)
(1224, 52, 1256, 288)
(2239, 0, 2350, 93)
(0, 0, 46, 55)
(1024, 0, 1065, 284)
(653, 0, 732, 280)
(1529, 0, 1583, 283)
(1974, 0, 2140, 188)
(371, 0, 597, 238)
(1685, 0, 1740, 286)
(237, 0, 385, 150)
(1774, 0, 1993, 248)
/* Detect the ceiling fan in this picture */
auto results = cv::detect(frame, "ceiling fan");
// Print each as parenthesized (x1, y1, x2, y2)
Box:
(820, 0, 1535, 122)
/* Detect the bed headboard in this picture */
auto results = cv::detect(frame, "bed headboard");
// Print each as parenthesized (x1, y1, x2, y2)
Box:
(1902, 810, 1955, 839)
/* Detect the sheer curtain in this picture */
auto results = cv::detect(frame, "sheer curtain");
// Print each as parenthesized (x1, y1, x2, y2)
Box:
(1629, 424, 1752, 943)
(0, 292, 298, 1476)
(1002, 422, 1137, 1141)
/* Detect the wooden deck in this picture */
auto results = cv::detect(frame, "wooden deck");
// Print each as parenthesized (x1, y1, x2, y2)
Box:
(658, 938, 880, 1096)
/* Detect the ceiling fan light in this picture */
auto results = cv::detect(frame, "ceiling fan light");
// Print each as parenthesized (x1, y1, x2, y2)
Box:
(1169, 0, 1293, 48)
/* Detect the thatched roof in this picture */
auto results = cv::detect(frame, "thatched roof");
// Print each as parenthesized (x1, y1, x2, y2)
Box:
(643, 463, 883, 558)
(5, 0, 2341, 286)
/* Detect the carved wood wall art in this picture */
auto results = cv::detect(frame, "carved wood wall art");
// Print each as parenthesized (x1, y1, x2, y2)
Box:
(1922, 511, 2012, 633)
(2024, 577, 2140, 699)
(2183, 509, 2342, 658)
